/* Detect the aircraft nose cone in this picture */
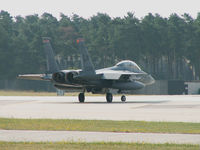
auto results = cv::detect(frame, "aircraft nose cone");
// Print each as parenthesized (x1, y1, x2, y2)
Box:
(148, 75, 155, 85)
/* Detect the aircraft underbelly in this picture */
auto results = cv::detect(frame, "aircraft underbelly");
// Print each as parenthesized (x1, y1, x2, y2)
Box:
(111, 81, 145, 90)
(54, 83, 83, 89)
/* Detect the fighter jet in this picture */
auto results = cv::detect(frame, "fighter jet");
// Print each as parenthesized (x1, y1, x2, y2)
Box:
(18, 37, 155, 103)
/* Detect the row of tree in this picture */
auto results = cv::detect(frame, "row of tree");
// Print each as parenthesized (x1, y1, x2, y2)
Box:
(0, 10, 200, 80)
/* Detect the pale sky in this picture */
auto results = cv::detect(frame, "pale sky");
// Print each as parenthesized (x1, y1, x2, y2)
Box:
(1, 0, 200, 19)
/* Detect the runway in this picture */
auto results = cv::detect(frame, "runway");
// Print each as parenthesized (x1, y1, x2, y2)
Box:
(0, 130, 200, 144)
(1, 95, 200, 144)
(0, 95, 200, 122)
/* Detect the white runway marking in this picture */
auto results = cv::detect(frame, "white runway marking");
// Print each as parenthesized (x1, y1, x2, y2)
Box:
(0, 130, 200, 144)
(0, 95, 200, 122)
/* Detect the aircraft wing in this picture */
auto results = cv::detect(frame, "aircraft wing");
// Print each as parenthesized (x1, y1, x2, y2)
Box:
(17, 74, 52, 81)
(98, 70, 145, 81)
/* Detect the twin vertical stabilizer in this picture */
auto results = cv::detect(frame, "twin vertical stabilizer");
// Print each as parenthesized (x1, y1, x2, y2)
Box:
(77, 38, 95, 74)
(42, 37, 59, 73)
(42, 37, 95, 74)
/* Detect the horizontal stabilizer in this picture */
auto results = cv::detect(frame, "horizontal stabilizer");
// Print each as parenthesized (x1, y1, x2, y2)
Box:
(17, 74, 51, 81)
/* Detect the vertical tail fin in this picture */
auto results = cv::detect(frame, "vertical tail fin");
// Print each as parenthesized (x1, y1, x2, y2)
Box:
(42, 37, 59, 73)
(77, 38, 95, 74)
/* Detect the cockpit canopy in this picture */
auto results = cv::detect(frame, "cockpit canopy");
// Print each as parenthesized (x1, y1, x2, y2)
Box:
(115, 60, 142, 72)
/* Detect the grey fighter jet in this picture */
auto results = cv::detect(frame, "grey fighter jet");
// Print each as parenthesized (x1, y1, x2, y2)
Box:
(18, 38, 155, 103)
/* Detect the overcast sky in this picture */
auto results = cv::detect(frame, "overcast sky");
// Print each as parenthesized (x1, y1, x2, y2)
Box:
(1, 0, 200, 19)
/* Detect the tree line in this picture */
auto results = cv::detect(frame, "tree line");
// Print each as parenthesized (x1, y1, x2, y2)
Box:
(0, 10, 200, 80)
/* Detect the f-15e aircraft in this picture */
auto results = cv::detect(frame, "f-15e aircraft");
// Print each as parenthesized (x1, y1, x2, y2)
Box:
(18, 37, 155, 103)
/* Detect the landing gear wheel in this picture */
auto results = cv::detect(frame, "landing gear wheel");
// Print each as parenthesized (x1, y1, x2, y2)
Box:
(78, 93, 85, 103)
(106, 93, 113, 103)
(121, 95, 126, 102)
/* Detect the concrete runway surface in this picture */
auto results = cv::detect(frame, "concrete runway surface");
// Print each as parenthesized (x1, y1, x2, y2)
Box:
(0, 130, 200, 144)
(1, 95, 200, 144)
(0, 95, 200, 122)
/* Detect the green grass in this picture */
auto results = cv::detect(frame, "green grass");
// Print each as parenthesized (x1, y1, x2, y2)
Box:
(0, 90, 58, 96)
(0, 90, 104, 96)
(0, 90, 137, 96)
(0, 90, 78, 96)
(1, 118, 200, 134)
(0, 142, 199, 150)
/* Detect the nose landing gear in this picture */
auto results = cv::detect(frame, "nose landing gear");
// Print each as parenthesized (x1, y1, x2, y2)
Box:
(121, 95, 126, 102)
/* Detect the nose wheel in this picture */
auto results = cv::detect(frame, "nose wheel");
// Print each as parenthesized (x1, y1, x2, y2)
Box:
(121, 95, 126, 102)
(106, 93, 113, 103)
(78, 93, 85, 103)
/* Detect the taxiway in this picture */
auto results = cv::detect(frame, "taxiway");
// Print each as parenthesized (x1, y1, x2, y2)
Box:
(0, 95, 200, 122)
(0, 130, 200, 144)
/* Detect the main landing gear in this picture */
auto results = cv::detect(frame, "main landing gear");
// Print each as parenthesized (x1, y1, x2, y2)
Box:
(78, 93, 85, 103)
(106, 93, 126, 103)
(106, 93, 113, 103)
(78, 92, 126, 103)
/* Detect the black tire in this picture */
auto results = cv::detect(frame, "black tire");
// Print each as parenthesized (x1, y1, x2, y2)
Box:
(78, 93, 85, 103)
(106, 93, 113, 103)
(121, 95, 126, 102)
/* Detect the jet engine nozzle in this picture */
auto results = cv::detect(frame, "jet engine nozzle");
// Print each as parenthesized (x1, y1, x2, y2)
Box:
(65, 72, 78, 83)
(52, 72, 65, 83)
(52, 71, 79, 84)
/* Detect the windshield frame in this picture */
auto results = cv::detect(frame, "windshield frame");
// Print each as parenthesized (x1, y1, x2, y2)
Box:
(115, 60, 142, 72)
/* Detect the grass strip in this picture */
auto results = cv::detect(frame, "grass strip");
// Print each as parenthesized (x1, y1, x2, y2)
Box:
(0, 141, 199, 150)
(0, 90, 70, 96)
(0, 118, 200, 134)
(0, 90, 104, 96)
